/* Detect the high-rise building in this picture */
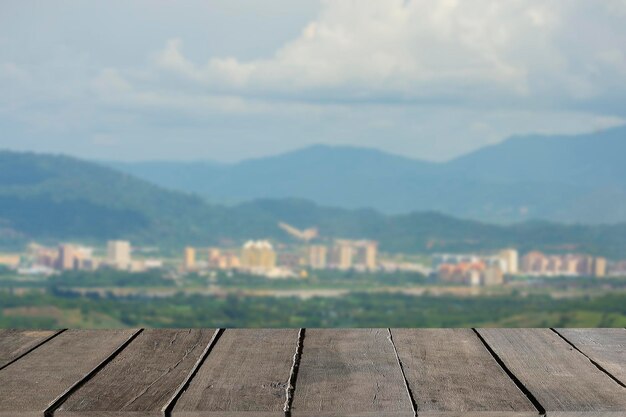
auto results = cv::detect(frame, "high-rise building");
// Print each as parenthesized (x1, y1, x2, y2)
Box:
(482, 266, 504, 286)
(107, 240, 131, 270)
(362, 241, 378, 270)
(521, 251, 547, 274)
(593, 257, 607, 278)
(241, 240, 276, 270)
(309, 245, 328, 269)
(577, 256, 595, 276)
(57, 244, 78, 271)
(546, 256, 563, 274)
(334, 241, 354, 270)
(499, 249, 518, 274)
(561, 255, 580, 275)
(207, 248, 221, 267)
(184, 247, 196, 271)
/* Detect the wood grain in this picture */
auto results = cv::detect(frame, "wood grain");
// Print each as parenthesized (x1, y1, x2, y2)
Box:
(55, 329, 217, 417)
(391, 329, 538, 416)
(172, 329, 298, 417)
(0, 329, 138, 417)
(290, 328, 413, 417)
(555, 328, 626, 386)
(0, 329, 60, 369)
(477, 328, 626, 415)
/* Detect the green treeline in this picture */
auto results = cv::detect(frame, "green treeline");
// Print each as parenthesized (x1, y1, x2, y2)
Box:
(1, 290, 625, 329)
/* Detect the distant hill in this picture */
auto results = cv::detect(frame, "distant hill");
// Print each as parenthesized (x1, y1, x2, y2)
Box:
(110, 126, 626, 223)
(0, 151, 237, 246)
(2, 150, 626, 258)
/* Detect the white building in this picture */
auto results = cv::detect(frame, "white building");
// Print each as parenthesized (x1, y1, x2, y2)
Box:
(107, 240, 131, 270)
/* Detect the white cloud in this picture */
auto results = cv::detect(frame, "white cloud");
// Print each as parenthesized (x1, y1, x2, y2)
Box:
(154, 0, 626, 104)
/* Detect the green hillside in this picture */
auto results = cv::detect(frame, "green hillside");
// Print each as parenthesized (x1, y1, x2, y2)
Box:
(1, 150, 626, 258)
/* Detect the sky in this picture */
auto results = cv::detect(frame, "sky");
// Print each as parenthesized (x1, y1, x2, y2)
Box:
(1, 0, 626, 162)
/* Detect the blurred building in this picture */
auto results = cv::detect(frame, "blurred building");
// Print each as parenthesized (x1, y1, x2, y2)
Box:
(107, 240, 131, 270)
(308, 245, 328, 269)
(482, 266, 504, 286)
(207, 248, 221, 268)
(333, 240, 354, 270)
(183, 246, 196, 271)
(206, 248, 240, 270)
(521, 251, 548, 274)
(358, 241, 378, 270)
(546, 255, 563, 273)
(241, 240, 276, 271)
(331, 239, 378, 270)
(432, 254, 481, 270)
(438, 261, 485, 285)
(57, 244, 78, 271)
(577, 256, 595, 276)
(0, 254, 21, 268)
(219, 252, 240, 269)
(438, 261, 503, 287)
(499, 249, 518, 274)
(562, 255, 580, 275)
(593, 257, 607, 277)
(277, 252, 303, 269)
(35, 247, 58, 269)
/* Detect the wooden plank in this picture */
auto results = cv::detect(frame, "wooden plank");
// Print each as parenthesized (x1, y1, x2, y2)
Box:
(172, 329, 298, 417)
(0, 329, 61, 369)
(555, 328, 626, 386)
(548, 413, 626, 417)
(290, 328, 413, 417)
(391, 329, 538, 416)
(0, 329, 138, 417)
(55, 329, 217, 417)
(477, 328, 626, 416)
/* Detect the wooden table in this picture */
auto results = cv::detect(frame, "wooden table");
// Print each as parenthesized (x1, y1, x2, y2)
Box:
(0, 328, 624, 416)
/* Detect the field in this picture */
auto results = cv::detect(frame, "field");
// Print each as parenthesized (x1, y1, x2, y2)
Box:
(1, 268, 625, 328)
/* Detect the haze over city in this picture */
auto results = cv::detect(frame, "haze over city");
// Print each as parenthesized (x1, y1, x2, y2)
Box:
(2, 0, 626, 162)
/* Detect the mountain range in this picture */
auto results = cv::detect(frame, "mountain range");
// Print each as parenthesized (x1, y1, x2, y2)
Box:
(109, 126, 626, 224)
(1, 149, 626, 258)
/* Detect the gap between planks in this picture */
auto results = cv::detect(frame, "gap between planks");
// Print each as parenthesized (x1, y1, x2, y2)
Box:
(162, 328, 224, 417)
(550, 328, 626, 389)
(284, 328, 305, 416)
(44, 329, 143, 417)
(387, 328, 418, 417)
(472, 328, 546, 417)
(0, 329, 66, 372)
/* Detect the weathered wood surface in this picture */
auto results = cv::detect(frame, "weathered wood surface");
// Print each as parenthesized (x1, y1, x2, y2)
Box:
(555, 328, 626, 386)
(0, 329, 138, 417)
(477, 328, 626, 416)
(391, 328, 538, 416)
(290, 329, 414, 417)
(0, 329, 61, 370)
(56, 329, 217, 417)
(0, 328, 625, 416)
(172, 329, 299, 417)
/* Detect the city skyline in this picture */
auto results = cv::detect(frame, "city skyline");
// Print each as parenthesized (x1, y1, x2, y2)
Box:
(5, 237, 624, 281)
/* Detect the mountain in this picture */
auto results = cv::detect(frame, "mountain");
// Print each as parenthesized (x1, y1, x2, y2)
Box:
(2, 150, 626, 258)
(446, 127, 626, 188)
(109, 145, 438, 206)
(109, 126, 626, 223)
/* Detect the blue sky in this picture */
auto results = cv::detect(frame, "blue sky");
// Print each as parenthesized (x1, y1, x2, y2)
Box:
(1, 0, 625, 162)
